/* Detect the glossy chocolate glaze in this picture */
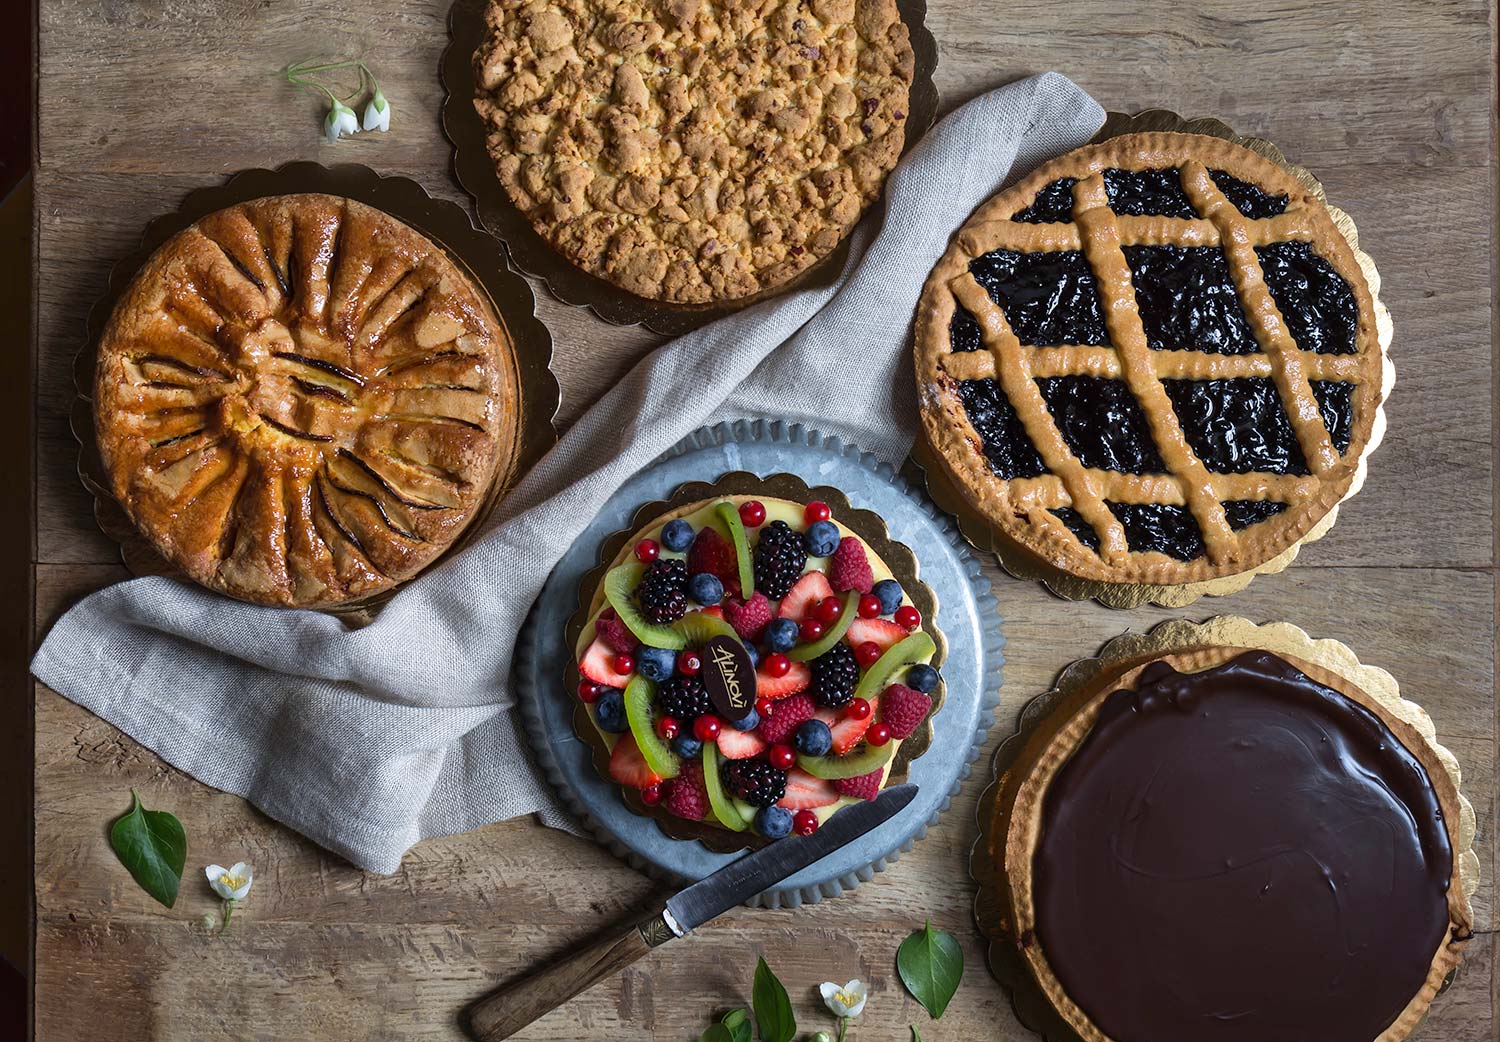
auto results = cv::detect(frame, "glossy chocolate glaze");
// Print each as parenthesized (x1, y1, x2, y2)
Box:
(1033, 652, 1453, 1042)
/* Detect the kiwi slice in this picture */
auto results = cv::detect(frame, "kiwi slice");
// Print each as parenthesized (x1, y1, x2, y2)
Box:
(797, 740, 894, 780)
(853, 631, 937, 705)
(714, 501, 755, 596)
(673, 611, 739, 646)
(787, 589, 861, 662)
(732, 798, 759, 828)
(701, 744, 748, 831)
(624, 676, 680, 781)
(604, 562, 687, 650)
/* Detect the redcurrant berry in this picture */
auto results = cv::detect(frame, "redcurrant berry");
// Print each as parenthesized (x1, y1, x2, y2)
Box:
(755, 697, 774, 717)
(738, 500, 767, 527)
(656, 716, 680, 740)
(895, 605, 921, 631)
(767, 744, 796, 770)
(803, 501, 831, 524)
(857, 593, 882, 619)
(799, 617, 825, 642)
(678, 651, 702, 675)
(867, 723, 893, 746)
(634, 539, 659, 563)
(577, 680, 602, 703)
(764, 653, 791, 678)
(613, 653, 635, 675)
(693, 715, 722, 741)
(792, 810, 819, 836)
(845, 697, 872, 721)
(814, 595, 843, 625)
(640, 784, 662, 806)
(855, 641, 882, 668)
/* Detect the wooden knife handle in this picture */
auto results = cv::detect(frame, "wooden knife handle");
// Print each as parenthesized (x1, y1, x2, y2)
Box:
(465, 912, 676, 1041)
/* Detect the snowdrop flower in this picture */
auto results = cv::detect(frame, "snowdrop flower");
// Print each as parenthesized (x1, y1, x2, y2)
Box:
(324, 99, 358, 143)
(206, 861, 253, 900)
(362, 87, 390, 132)
(820, 979, 869, 1019)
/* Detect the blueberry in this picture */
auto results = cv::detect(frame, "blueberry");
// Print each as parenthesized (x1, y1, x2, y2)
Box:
(906, 663, 939, 693)
(661, 519, 694, 553)
(595, 689, 628, 733)
(672, 735, 703, 758)
(744, 643, 760, 668)
(793, 719, 833, 756)
(765, 617, 800, 653)
(803, 520, 841, 558)
(637, 646, 677, 683)
(731, 709, 761, 731)
(755, 805, 793, 839)
(872, 579, 904, 615)
(688, 572, 724, 606)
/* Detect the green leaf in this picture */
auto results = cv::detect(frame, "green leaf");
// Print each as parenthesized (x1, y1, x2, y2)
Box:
(752, 957, 796, 1042)
(109, 788, 187, 908)
(897, 921, 964, 1019)
(720, 1008, 752, 1042)
(699, 1026, 733, 1042)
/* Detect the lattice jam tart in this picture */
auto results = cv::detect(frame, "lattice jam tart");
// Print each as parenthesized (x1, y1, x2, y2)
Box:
(94, 194, 521, 608)
(473, 0, 914, 304)
(573, 496, 941, 841)
(915, 133, 1384, 585)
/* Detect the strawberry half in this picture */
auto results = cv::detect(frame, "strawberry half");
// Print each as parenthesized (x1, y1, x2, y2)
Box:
(815, 694, 879, 755)
(579, 639, 632, 687)
(608, 732, 662, 789)
(844, 618, 907, 655)
(777, 571, 835, 621)
(777, 768, 839, 810)
(716, 727, 768, 760)
(755, 659, 811, 699)
(687, 526, 738, 585)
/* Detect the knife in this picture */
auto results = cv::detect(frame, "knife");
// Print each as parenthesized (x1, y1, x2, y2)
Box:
(465, 784, 917, 1041)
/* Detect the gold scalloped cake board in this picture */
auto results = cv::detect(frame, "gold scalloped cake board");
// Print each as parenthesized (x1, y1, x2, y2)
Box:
(970, 617, 1479, 1042)
(911, 109, 1396, 609)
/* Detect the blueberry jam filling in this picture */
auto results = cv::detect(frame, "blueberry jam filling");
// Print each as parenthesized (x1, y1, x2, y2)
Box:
(1036, 376, 1167, 474)
(1222, 499, 1289, 529)
(1256, 241, 1360, 355)
(1108, 502, 1206, 560)
(1311, 380, 1356, 454)
(1209, 168, 1289, 218)
(956, 379, 1048, 480)
(1102, 167, 1199, 219)
(969, 249, 1110, 346)
(1049, 506, 1101, 551)
(1012, 177, 1079, 223)
(1162, 377, 1310, 475)
(1122, 245, 1261, 355)
(950, 304, 983, 353)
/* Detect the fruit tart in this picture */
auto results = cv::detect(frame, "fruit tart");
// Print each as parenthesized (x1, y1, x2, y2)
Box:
(571, 491, 944, 845)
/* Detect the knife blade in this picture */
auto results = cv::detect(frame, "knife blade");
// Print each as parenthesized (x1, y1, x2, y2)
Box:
(664, 782, 917, 934)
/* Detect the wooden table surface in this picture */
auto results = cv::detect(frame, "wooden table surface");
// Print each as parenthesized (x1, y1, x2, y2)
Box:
(32, 0, 1496, 1038)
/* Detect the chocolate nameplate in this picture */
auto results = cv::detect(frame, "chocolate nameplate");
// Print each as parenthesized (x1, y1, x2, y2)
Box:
(702, 635, 757, 723)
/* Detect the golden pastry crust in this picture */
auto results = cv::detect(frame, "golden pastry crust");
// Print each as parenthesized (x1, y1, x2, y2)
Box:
(993, 646, 1470, 1042)
(473, 0, 914, 304)
(94, 194, 521, 608)
(914, 132, 1384, 586)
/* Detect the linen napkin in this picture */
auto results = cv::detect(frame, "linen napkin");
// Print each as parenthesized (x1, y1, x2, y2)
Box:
(33, 73, 1103, 873)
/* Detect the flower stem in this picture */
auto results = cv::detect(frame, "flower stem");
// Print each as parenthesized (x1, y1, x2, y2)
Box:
(219, 898, 236, 933)
(836, 1018, 848, 1042)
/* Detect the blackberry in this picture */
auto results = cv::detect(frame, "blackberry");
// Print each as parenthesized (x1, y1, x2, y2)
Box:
(657, 674, 712, 723)
(811, 643, 859, 708)
(637, 559, 688, 624)
(753, 520, 807, 599)
(722, 759, 788, 807)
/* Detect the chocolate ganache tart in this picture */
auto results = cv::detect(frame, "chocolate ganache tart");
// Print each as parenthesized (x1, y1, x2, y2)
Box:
(995, 645, 1469, 1042)
(916, 132, 1385, 586)
(94, 193, 521, 608)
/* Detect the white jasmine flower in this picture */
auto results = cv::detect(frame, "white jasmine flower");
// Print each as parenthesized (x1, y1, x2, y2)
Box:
(324, 99, 358, 143)
(820, 979, 868, 1019)
(362, 87, 390, 132)
(205, 861, 253, 901)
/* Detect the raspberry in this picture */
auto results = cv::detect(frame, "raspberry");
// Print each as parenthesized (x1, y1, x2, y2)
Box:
(753, 520, 808, 598)
(880, 683, 933, 739)
(687, 527, 738, 586)
(833, 769, 883, 801)
(663, 763, 708, 820)
(757, 693, 815, 744)
(724, 592, 773, 642)
(829, 537, 874, 593)
(594, 615, 639, 655)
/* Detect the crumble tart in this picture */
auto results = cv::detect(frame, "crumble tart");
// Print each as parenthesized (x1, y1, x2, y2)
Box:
(472, 0, 914, 304)
(915, 132, 1384, 586)
(996, 646, 1469, 1042)
(94, 193, 521, 608)
(572, 495, 941, 843)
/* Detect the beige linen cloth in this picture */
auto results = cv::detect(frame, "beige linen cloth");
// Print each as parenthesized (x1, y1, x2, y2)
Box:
(33, 74, 1104, 873)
